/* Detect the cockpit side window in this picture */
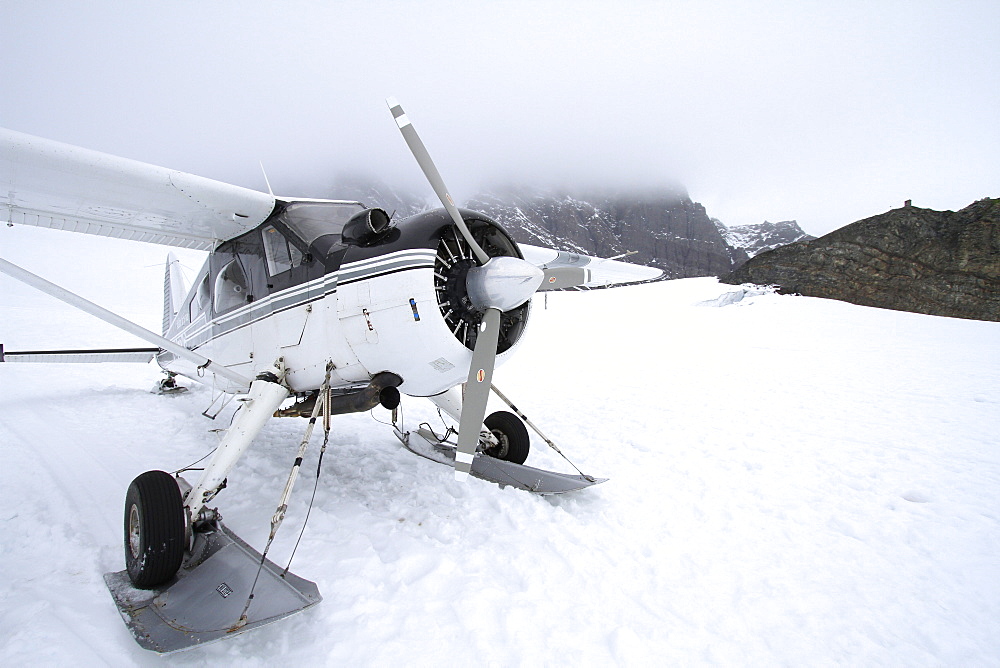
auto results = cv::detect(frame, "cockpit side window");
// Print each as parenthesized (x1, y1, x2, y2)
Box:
(214, 259, 249, 313)
(196, 273, 211, 310)
(189, 273, 210, 322)
(262, 225, 302, 276)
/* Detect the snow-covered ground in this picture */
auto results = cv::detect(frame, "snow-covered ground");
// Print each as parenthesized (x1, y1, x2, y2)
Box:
(1, 229, 998, 666)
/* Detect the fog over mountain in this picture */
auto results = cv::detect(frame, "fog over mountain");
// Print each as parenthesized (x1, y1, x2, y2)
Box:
(2, 1, 997, 238)
(325, 176, 809, 278)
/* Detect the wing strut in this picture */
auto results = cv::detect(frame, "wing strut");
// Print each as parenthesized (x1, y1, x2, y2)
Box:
(0, 257, 252, 389)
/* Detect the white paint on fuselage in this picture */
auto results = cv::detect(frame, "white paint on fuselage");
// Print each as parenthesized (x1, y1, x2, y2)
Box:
(158, 253, 529, 398)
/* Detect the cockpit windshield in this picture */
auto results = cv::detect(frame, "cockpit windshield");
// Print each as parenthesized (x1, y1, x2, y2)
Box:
(279, 201, 366, 247)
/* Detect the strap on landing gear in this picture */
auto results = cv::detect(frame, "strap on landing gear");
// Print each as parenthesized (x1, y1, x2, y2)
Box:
(233, 363, 334, 630)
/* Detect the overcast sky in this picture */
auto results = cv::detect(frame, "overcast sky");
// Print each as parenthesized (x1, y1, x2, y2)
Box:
(2, 0, 997, 236)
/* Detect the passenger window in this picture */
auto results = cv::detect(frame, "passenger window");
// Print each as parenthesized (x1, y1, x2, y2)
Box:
(189, 274, 210, 321)
(196, 274, 210, 310)
(214, 259, 248, 313)
(262, 226, 302, 276)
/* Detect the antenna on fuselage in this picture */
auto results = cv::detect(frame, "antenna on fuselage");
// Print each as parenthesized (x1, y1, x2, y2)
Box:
(259, 161, 274, 196)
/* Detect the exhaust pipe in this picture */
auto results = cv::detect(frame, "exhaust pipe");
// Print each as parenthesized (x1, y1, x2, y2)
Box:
(275, 372, 402, 418)
(328, 371, 402, 415)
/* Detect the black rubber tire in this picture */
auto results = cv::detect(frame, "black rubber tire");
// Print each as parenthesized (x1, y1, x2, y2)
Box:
(483, 411, 530, 465)
(124, 470, 186, 589)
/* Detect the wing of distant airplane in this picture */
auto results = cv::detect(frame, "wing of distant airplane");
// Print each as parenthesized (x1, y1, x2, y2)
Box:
(0, 128, 276, 250)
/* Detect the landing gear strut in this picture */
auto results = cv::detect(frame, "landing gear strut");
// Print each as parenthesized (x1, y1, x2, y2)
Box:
(106, 363, 322, 653)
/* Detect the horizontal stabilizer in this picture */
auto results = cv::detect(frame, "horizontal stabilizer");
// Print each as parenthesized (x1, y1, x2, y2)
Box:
(0, 257, 252, 389)
(0, 345, 158, 364)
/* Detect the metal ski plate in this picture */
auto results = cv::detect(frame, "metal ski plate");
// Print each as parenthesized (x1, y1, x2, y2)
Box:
(405, 427, 607, 494)
(104, 521, 321, 654)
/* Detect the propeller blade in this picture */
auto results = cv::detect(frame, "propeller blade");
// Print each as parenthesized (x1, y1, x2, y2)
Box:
(453, 307, 502, 481)
(386, 97, 490, 265)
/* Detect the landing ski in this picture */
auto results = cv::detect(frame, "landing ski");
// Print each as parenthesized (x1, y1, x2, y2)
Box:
(104, 521, 320, 654)
(401, 427, 607, 495)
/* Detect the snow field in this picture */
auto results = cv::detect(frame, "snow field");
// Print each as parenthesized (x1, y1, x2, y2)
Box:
(1, 231, 998, 666)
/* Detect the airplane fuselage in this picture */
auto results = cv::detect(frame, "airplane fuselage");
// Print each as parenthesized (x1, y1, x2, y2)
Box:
(159, 202, 532, 398)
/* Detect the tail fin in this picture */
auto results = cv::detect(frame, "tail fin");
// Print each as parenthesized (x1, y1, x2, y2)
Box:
(162, 252, 188, 335)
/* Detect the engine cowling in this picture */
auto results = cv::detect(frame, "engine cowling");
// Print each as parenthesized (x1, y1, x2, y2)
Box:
(432, 217, 531, 354)
(335, 209, 532, 397)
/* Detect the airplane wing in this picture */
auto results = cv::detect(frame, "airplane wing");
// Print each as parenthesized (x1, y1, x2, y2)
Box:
(1, 128, 276, 250)
(518, 243, 664, 290)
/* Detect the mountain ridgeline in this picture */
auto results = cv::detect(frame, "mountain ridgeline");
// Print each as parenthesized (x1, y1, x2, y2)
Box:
(721, 220, 816, 258)
(326, 178, 811, 279)
(466, 189, 744, 279)
(327, 178, 999, 321)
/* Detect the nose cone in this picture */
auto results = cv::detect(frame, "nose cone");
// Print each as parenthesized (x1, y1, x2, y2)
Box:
(466, 257, 544, 312)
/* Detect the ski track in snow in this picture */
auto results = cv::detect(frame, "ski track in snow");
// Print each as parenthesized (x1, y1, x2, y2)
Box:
(1, 272, 999, 666)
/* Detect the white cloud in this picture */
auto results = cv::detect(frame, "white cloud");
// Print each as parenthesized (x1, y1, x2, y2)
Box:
(2, 0, 997, 236)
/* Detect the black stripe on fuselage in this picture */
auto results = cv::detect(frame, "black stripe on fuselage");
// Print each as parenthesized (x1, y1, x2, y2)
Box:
(177, 250, 435, 352)
(338, 264, 431, 287)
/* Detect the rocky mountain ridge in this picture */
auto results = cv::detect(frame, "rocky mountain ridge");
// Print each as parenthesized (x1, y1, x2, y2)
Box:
(722, 199, 1000, 321)
(722, 220, 814, 258)
(465, 187, 743, 278)
(326, 177, 804, 278)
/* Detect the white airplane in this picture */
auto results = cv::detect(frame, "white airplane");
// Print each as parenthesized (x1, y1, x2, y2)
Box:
(0, 99, 662, 652)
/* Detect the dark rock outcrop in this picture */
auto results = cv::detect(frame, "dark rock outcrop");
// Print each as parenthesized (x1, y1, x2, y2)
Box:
(722, 199, 1000, 321)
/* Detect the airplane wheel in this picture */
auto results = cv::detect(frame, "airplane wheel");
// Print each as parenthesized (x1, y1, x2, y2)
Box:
(124, 470, 186, 589)
(483, 411, 530, 465)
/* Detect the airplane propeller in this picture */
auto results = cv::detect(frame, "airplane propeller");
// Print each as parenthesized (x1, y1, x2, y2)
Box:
(387, 97, 543, 480)
(387, 97, 490, 266)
